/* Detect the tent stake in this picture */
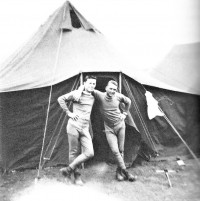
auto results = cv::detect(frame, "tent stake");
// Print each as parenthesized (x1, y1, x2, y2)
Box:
(156, 169, 176, 187)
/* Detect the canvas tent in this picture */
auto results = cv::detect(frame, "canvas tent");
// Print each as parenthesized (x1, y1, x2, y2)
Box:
(131, 42, 200, 95)
(0, 1, 199, 171)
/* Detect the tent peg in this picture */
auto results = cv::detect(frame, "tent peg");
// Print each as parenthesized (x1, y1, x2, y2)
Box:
(156, 169, 176, 187)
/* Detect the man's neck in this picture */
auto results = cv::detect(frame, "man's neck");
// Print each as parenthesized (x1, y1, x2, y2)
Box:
(105, 92, 114, 100)
(84, 90, 92, 95)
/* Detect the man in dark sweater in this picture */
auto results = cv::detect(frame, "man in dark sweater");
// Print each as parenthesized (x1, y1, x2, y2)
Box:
(57, 75, 96, 185)
(78, 80, 136, 182)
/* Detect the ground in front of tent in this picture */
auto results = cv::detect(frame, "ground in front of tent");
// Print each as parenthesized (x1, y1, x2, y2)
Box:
(0, 157, 199, 201)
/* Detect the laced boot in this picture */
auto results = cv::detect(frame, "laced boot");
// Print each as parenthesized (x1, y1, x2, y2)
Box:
(60, 166, 74, 183)
(116, 167, 125, 181)
(74, 171, 84, 186)
(122, 169, 137, 182)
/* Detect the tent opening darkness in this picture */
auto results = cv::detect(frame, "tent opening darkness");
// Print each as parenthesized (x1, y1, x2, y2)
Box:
(70, 9, 81, 28)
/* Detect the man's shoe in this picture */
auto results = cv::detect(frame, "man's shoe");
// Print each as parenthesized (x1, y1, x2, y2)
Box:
(116, 167, 124, 181)
(60, 166, 73, 180)
(122, 169, 137, 182)
(74, 172, 84, 186)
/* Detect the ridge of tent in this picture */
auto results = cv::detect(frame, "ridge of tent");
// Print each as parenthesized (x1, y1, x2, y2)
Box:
(61, 1, 99, 32)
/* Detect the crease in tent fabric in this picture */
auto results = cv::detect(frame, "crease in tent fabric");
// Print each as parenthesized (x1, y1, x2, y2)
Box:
(37, 7, 66, 178)
(124, 77, 157, 153)
(43, 77, 80, 161)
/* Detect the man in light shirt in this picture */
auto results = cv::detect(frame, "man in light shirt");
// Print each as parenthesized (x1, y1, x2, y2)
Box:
(57, 75, 96, 185)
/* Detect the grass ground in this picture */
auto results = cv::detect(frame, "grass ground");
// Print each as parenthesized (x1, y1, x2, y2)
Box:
(0, 158, 200, 201)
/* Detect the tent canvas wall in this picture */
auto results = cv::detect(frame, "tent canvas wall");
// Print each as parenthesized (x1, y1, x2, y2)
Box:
(151, 42, 200, 95)
(0, 1, 199, 171)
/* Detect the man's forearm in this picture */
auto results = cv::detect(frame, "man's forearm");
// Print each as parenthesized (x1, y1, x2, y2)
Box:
(78, 84, 85, 92)
(57, 95, 71, 115)
(123, 97, 131, 113)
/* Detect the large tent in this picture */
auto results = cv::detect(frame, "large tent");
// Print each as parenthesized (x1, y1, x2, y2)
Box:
(0, 1, 199, 171)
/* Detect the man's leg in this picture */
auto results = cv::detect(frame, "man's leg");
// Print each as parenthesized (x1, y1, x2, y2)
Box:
(105, 123, 126, 169)
(73, 128, 94, 185)
(105, 130, 126, 181)
(116, 121, 126, 159)
(104, 122, 126, 181)
(60, 122, 80, 181)
(69, 128, 94, 170)
(68, 134, 81, 164)
(115, 121, 137, 182)
(105, 122, 136, 182)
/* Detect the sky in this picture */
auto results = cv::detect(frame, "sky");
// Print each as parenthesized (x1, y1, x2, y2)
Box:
(0, 0, 199, 69)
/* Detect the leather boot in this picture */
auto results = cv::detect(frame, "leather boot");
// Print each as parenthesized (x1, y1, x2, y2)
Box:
(116, 167, 125, 181)
(60, 166, 74, 183)
(122, 169, 137, 182)
(74, 171, 84, 186)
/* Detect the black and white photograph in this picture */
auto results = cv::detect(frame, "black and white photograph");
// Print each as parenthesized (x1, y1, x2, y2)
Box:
(0, 0, 199, 201)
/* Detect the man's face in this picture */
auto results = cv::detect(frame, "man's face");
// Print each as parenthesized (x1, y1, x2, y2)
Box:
(84, 78, 96, 93)
(106, 82, 117, 97)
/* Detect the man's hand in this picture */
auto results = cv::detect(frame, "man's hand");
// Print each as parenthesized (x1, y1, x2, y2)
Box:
(120, 113, 127, 120)
(68, 112, 79, 121)
(73, 90, 82, 102)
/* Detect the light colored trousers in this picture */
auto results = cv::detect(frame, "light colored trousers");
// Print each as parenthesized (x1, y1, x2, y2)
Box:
(104, 120, 126, 169)
(67, 118, 94, 170)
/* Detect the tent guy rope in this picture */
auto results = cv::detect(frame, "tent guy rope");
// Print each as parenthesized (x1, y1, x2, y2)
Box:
(36, 6, 66, 180)
(43, 77, 80, 160)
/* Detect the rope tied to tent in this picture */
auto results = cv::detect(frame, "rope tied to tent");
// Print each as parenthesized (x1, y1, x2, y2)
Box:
(36, 6, 67, 179)
(37, 31, 63, 179)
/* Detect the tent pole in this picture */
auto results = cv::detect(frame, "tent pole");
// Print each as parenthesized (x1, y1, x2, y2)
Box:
(79, 72, 85, 169)
(36, 5, 67, 180)
(119, 71, 122, 93)
(80, 72, 83, 85)
(36, 28, 64, 180)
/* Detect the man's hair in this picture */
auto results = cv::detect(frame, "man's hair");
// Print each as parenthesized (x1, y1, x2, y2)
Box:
(107, 80, 118, 87)
(84, 75, 97, 82)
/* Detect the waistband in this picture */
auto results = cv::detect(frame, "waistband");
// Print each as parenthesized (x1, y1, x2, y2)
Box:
(68, 118, 89, 125)
(104, 118, 124, 128)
